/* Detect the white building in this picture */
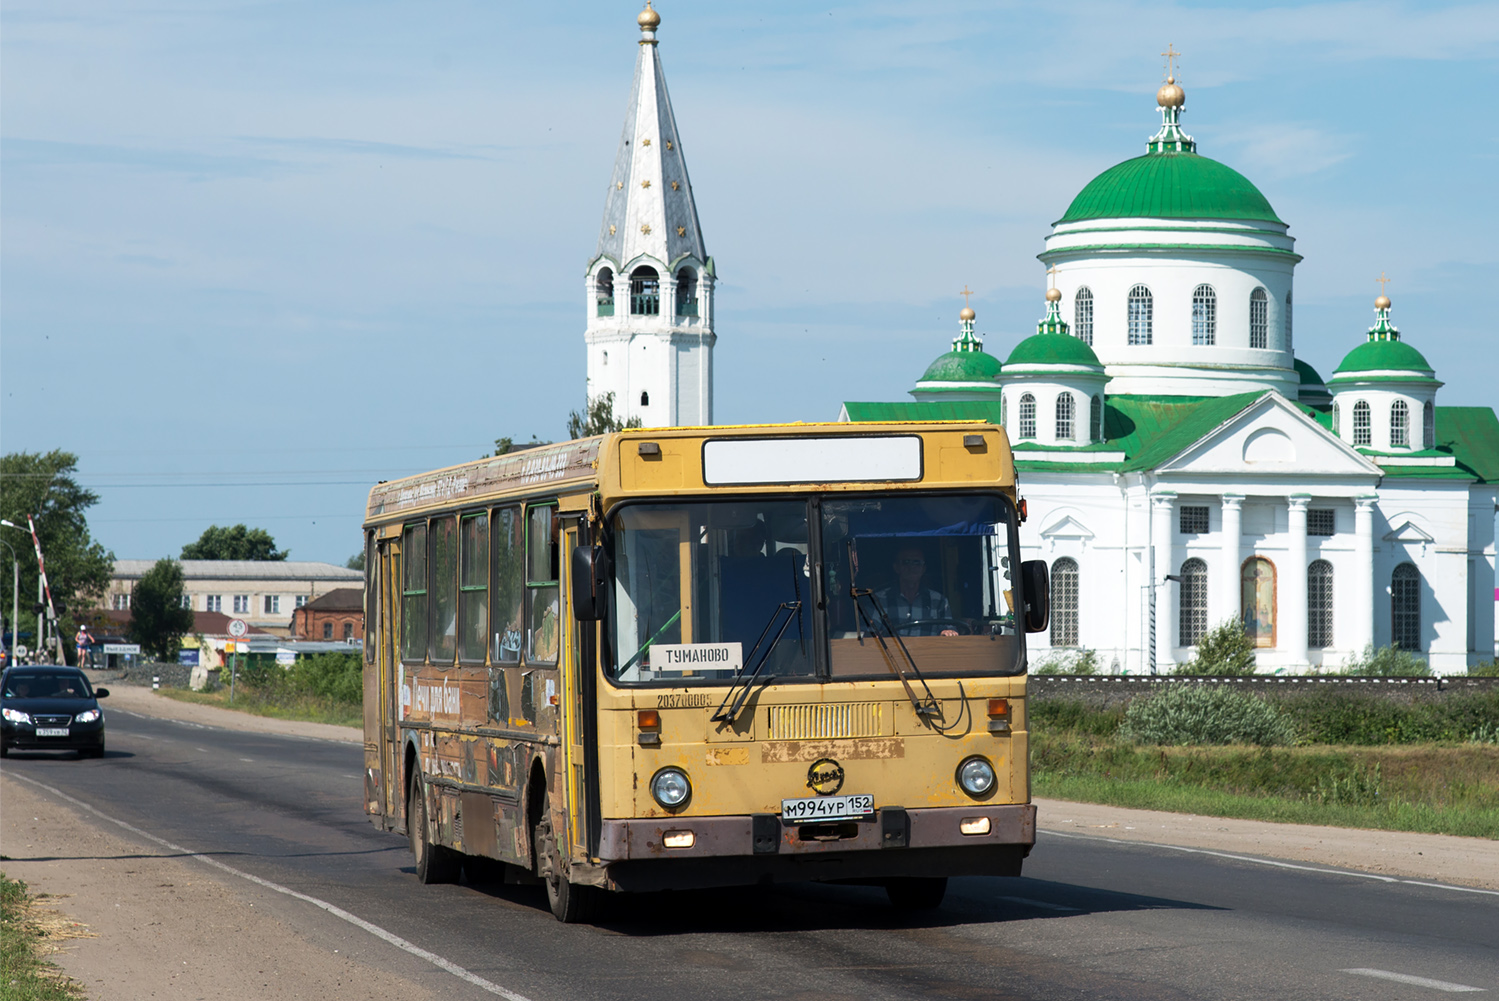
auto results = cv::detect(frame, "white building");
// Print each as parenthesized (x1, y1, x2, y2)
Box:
(583, 3, 716, 429)
(843, 76, 1499, 674)
(106, 560, 364, 638)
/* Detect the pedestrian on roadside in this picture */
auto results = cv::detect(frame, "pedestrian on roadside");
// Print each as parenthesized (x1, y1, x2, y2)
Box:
(75, 624, 95, 669)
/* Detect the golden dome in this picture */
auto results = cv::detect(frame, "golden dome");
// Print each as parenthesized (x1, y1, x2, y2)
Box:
(1375, 295, 1392, 310)
(960, 306, 976, 321)
(1045, 287, 1062, 302)
(638, 2, 660, 29)
(1156, 76, 1184, 109)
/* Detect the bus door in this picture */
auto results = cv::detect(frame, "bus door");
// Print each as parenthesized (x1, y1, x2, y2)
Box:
(379, 535, 403, 821)
(559, 519, 600, 860)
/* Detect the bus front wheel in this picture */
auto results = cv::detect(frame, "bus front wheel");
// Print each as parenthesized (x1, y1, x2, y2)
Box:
(885, 876, 947, 910)
(533, 817, 601, 923)
(409, 776, 460, 884)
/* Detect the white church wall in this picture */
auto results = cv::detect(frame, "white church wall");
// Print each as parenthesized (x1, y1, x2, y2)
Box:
(1373, 483, 1473, 673)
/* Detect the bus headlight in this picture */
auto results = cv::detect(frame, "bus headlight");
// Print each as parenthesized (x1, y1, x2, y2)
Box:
(650, 767, 691, 808)
(956, 756, 997, 798)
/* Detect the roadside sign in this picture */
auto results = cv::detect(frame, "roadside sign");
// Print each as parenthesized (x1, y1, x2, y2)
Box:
(227, 619, 248, 637)
(14, 645, 28, 658)
(103, 643, 142, 655)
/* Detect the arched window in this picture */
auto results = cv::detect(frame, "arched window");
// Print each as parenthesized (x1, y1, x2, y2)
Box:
(1127, 285, 1153, 345)
(1391, 563, 1420, 650)
(1191, 284, 1216, 345)
(1074, 287, 1094, 346)
(1353, 400, 1371, 446)
(640, 390, 650, 407)
(1308, 560, 1333, 649)
(1423, 400, 1435, 450)
(1018, 394, 1036, 439)
(1179, 558, 1208, 646)
(1390, 400, 1410, 448)
(1332, 401, 1340, 437)
(1285, 291, 1293, 349)
(1090, 395, 1103, 442)
(595, 268, 615, 316)
(630, 266, 660, 315)
(1055, 393, 1075, 440)
(674, 267, 698, 316)
(1241, 556, 1276, 648)
(1249, 287, 1269, 349)
(1050, 558, 1079, 647)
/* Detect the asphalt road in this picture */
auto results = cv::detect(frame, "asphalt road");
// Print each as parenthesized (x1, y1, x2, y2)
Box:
(5, 705, 1497, 1001)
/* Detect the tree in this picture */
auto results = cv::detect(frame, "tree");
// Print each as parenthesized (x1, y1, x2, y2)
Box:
(567, 391, 643, 440)
(129, 559, 195, 660)
(0, 450, 115, 661)
(488, 435, 547, 458)
(181, 524, 288, 561)
(1174, 619, 1257, 676)
(345, 550, 366, 572)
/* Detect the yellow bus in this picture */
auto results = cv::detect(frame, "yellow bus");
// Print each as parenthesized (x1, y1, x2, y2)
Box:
(361, 421, 1049, 921)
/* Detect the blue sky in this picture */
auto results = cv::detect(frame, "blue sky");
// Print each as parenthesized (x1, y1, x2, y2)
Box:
(3, 0, 1496, 565)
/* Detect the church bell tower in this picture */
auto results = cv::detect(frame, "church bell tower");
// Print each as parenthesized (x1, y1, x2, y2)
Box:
(583, 3, 716, 428)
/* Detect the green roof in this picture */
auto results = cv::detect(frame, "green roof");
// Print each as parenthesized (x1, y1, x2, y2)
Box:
(919, 349, 1002, 383)
(1058, 152, 1283, 225)
(1106, 394, 1265, 471)
(844, 400, 1004, 425)
(1294, 358, 1325, 386)
(1439, 407, 1499, 484)
(1006, 334, 1103, 368)
(1332, 339, 1434, 378)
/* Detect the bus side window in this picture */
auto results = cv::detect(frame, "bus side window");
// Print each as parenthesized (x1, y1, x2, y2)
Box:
(492, 507, 523, 664)
(401, 523, 428, 663)
(526, 504, 560, 665)
(430, 515, 458, 664)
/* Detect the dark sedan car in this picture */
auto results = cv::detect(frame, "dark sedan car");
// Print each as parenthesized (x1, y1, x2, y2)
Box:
(0, 666, 108, 758)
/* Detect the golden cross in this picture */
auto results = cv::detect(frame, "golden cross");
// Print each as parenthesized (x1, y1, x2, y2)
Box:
(1046, 265, 1059, 290)
(960, 285, 974, 307)
(1377, 271, 1392, 295)
(1161, 44, 1181, 80)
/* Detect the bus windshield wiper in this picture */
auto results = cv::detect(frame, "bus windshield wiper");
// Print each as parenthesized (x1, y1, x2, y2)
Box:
(618, 609, 682, 675)
(711, 600, 801, 727)
(850, 586, 961, 730)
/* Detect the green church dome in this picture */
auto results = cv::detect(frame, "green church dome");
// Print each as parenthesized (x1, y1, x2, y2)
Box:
(920, 349, 1002, 383)
(1057, 152, 1283, 225)
(1294, 359, 1326, 386)
(1007, 332, 1103, 368)
(1332, 339, 1433, 377)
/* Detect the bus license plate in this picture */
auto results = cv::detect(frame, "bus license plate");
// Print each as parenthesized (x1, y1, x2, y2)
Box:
(36, 728, 70, 737)
(781, 794, 874, 824)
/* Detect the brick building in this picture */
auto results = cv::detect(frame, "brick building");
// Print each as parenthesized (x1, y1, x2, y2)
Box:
(290, 588, 364, 643)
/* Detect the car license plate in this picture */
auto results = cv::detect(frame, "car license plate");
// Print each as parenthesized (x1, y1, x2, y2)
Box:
(781, 793, 874, 824)
(35, 728, 70, 737)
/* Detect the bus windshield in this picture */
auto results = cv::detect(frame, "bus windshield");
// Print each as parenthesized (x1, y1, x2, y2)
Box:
(607, 494, 1021, 684)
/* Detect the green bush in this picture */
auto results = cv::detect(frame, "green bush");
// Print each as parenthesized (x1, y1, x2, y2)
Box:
(229, 652, 361, 705)
(1277, 689, 1499, 745)
(1468, 659, 1499, 678)
(1119, 684, 1295, 746)
(1174, 620, 1257, 676)
(1340, 643, 1430, 677)
(1029, 698, 1126, 737)
(1032, 649, 1099, 675)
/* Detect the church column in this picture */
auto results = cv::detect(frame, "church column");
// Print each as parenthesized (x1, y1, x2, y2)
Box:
(1284, 495, 1310, 667)
(1352, 496, 1377, 653)
(1219, 494, 1244, 629)
(1152, 492, 1177, 671)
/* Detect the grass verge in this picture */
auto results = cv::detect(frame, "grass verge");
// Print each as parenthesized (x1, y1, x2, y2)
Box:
(0, 874, 86, 1001)
(155, 686, 361, 729)
(1032, 732, 1499, 839)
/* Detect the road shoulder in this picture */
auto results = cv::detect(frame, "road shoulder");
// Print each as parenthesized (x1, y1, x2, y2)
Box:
(101, 683, 361, 743)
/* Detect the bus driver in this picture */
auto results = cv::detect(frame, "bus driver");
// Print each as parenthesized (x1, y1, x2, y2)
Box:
(875, 545, 960, 637)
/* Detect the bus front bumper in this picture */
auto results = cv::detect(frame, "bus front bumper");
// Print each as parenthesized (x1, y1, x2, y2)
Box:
(594, 804, 1034, 891)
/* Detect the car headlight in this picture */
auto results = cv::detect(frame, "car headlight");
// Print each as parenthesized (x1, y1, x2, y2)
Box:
(650, 767, 691, 808)
(2, 707, 30, 725)
(956, 756, 997, 798)
(75, 709, 101, 724)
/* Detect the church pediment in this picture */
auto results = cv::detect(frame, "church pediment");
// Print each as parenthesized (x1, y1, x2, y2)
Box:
(1156, 393, 1382, 478)
(1040, 513, 1094, 540)
(1383, 518, 1434, 543)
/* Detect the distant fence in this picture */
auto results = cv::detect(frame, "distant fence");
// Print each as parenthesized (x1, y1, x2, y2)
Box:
(91, 662, 195, 689)
(1029, 674, 1499, 708)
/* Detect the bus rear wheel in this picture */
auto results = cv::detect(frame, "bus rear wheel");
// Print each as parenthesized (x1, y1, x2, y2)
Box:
(408, 776, 460, 884)
(885, 876, 947, 910)
(533, 817, 600, 924)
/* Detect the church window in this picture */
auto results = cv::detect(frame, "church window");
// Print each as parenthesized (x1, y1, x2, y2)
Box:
(1055, 393, 1075, 440)
(1179, 506, 1209, 535)
(1090, 395, 1103, 441)
(1307, 509, 1335, 536)
(1422, 400, 1435, 450)
(630, 266, 660, 315)
(596, 268, 615, 317)
(675, 268, 698, 317)
(1249, 287, 1269, 349)
(1179, 558, 1208, 646)
(1391, 562, 1421, 651)
(1191, 285, 1216, 345)
(1050, 558, 1079, 647)
(1285, 291, 1293, 349)
(640, 391, 650, 407)
(1390, 400, 1410, 448)
(1240, 556, 1276, 648)
(1018, 394, 1036, 440)
(1308, 560, 1334, 649)
(1074, 287, 1094, 345)
(1352, 400, 1371, 446)
(1127, 285, 1153, 345)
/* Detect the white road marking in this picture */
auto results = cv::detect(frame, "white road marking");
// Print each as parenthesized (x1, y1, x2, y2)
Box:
(1341, 968, 1485, 992)
(998, 896, 1080, 912)
(1041, 829, 1499, 897)
(9, 773, 536, 1001)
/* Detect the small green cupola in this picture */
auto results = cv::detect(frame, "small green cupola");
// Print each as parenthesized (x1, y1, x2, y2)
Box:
(910, 304, 1003, 402)
(1001, 289, 1109, 446)
(1328, 292, 1442, 451)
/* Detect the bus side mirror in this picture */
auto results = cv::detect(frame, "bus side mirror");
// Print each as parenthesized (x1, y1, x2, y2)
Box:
(571, 545, 609, 622)
(1020, 560, 1049, 634)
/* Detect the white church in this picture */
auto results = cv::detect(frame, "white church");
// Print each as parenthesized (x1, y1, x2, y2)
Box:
(582, 8, 1499, 673)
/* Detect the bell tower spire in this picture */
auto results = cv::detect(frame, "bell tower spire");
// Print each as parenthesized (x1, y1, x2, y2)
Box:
(583, 3, 716, 429)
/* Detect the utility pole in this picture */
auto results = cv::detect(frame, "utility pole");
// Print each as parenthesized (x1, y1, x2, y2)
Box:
(0, 538, 18, 663)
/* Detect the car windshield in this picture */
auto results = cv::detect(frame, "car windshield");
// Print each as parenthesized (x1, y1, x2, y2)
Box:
(606, 493, 1022, 685)
(3, 672, 92, 699)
